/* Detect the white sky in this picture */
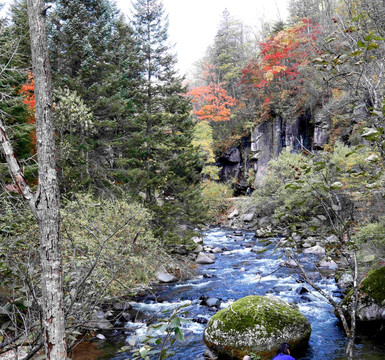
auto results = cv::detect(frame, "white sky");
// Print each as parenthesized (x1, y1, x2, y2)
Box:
(1, 0, 290, 75)
(117, 0, 290, 76)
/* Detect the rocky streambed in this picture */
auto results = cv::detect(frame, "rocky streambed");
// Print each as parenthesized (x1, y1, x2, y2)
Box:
(77, 228, 385, 360)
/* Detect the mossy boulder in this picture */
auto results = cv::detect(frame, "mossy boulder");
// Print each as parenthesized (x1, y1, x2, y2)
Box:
(203, 295, 311, 360)
(340, 266, 385, 323)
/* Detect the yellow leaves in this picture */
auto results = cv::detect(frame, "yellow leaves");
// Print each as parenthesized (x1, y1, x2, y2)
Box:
(265, 71, 274, 81)
(263, 66, 287, 81)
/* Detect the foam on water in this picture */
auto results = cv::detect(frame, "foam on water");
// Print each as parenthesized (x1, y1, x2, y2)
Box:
(129, 300, 192, 313)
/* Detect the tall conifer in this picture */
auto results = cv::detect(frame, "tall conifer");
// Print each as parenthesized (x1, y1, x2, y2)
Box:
(49, 0, 141, 190)
(128, 0, 206, 239)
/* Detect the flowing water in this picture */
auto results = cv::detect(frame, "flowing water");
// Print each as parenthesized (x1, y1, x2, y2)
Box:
(93, 228, 385, 360)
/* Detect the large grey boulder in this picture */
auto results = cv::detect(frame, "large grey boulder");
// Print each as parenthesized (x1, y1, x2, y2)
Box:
(203, 295, 311, 360)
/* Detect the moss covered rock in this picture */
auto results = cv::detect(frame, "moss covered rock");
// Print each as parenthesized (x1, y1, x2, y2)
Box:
(203, 295, 311, 360)
(340, 266, 385, 322)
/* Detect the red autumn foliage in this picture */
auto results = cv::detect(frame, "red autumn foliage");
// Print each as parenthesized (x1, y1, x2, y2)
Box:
(187, 64, 237, 122)
(241, 19, 321, 105)
(20, 72, 36, 153)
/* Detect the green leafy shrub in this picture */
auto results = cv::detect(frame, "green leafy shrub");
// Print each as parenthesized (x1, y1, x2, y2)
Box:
(353, 220, 385, 262)
(200, 180, 233, 220)
(61, 194, 161, 297)
(250, 143, 376, 223)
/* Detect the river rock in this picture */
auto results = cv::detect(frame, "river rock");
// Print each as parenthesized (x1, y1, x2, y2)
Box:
(296, 286, 310, 295)
(228, 209, 239, 219)
(303, 244, 326, 255)
(207, 253, 217, 260)
(291, 233, 302, 242)
(304, 236, 317, 245)
(318, 257, 338, 270)
(203, 349, 218, 359)
(206, 297, 222, 308)
(271, 285, 293, 293)
(336, 273, 353, 289)
(281, 259, 297, 268)
(193, 244, 204, 254)
(203, 295, 311, 360)
(86, 310, 113, 330)
(196, 252, 215, 264)
(193, 315, 209, 324)
(113, 302, 132, 311)
(211, 247, 223, 254)
(340, 267, 385, 323)
(258, 216, 271, 227)
(203, 273, 216, 278)
(121, 312, 131, 321)
(192, 236, 204, 244)
(326, 234, 339, 243)
(155, 266, 178, 283)
(243, 212, 254, 223)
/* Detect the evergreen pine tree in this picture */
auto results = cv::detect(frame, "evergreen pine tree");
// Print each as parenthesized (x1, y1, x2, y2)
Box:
(49, 0, 141, 191)
(128, 0, 206, 240)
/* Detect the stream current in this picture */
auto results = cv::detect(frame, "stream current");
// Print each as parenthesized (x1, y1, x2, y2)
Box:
(108, 228, 385, 360)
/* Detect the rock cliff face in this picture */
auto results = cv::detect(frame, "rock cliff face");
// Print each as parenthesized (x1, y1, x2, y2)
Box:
(219, 112, 318, 188)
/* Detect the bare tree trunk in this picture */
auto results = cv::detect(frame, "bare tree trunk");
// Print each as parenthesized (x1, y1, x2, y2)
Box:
(346, 250, 358, 360)
(26, 1, 67, 358)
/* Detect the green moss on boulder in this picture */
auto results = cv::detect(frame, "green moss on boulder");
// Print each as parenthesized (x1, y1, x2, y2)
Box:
(339, 266, 385, 323)
(360, 267, 385, 305)
(203, 295, 311, 360)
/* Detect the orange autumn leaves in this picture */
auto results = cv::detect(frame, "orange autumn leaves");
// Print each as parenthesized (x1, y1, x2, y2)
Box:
(20, 72, 36, 154)
(187, 65, 237, 122)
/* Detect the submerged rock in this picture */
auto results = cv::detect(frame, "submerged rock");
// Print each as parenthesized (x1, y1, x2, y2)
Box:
(203, 295, 311, 360)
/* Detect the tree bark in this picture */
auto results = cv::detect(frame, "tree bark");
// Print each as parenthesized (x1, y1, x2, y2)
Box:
(26, 1, 67, 358)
